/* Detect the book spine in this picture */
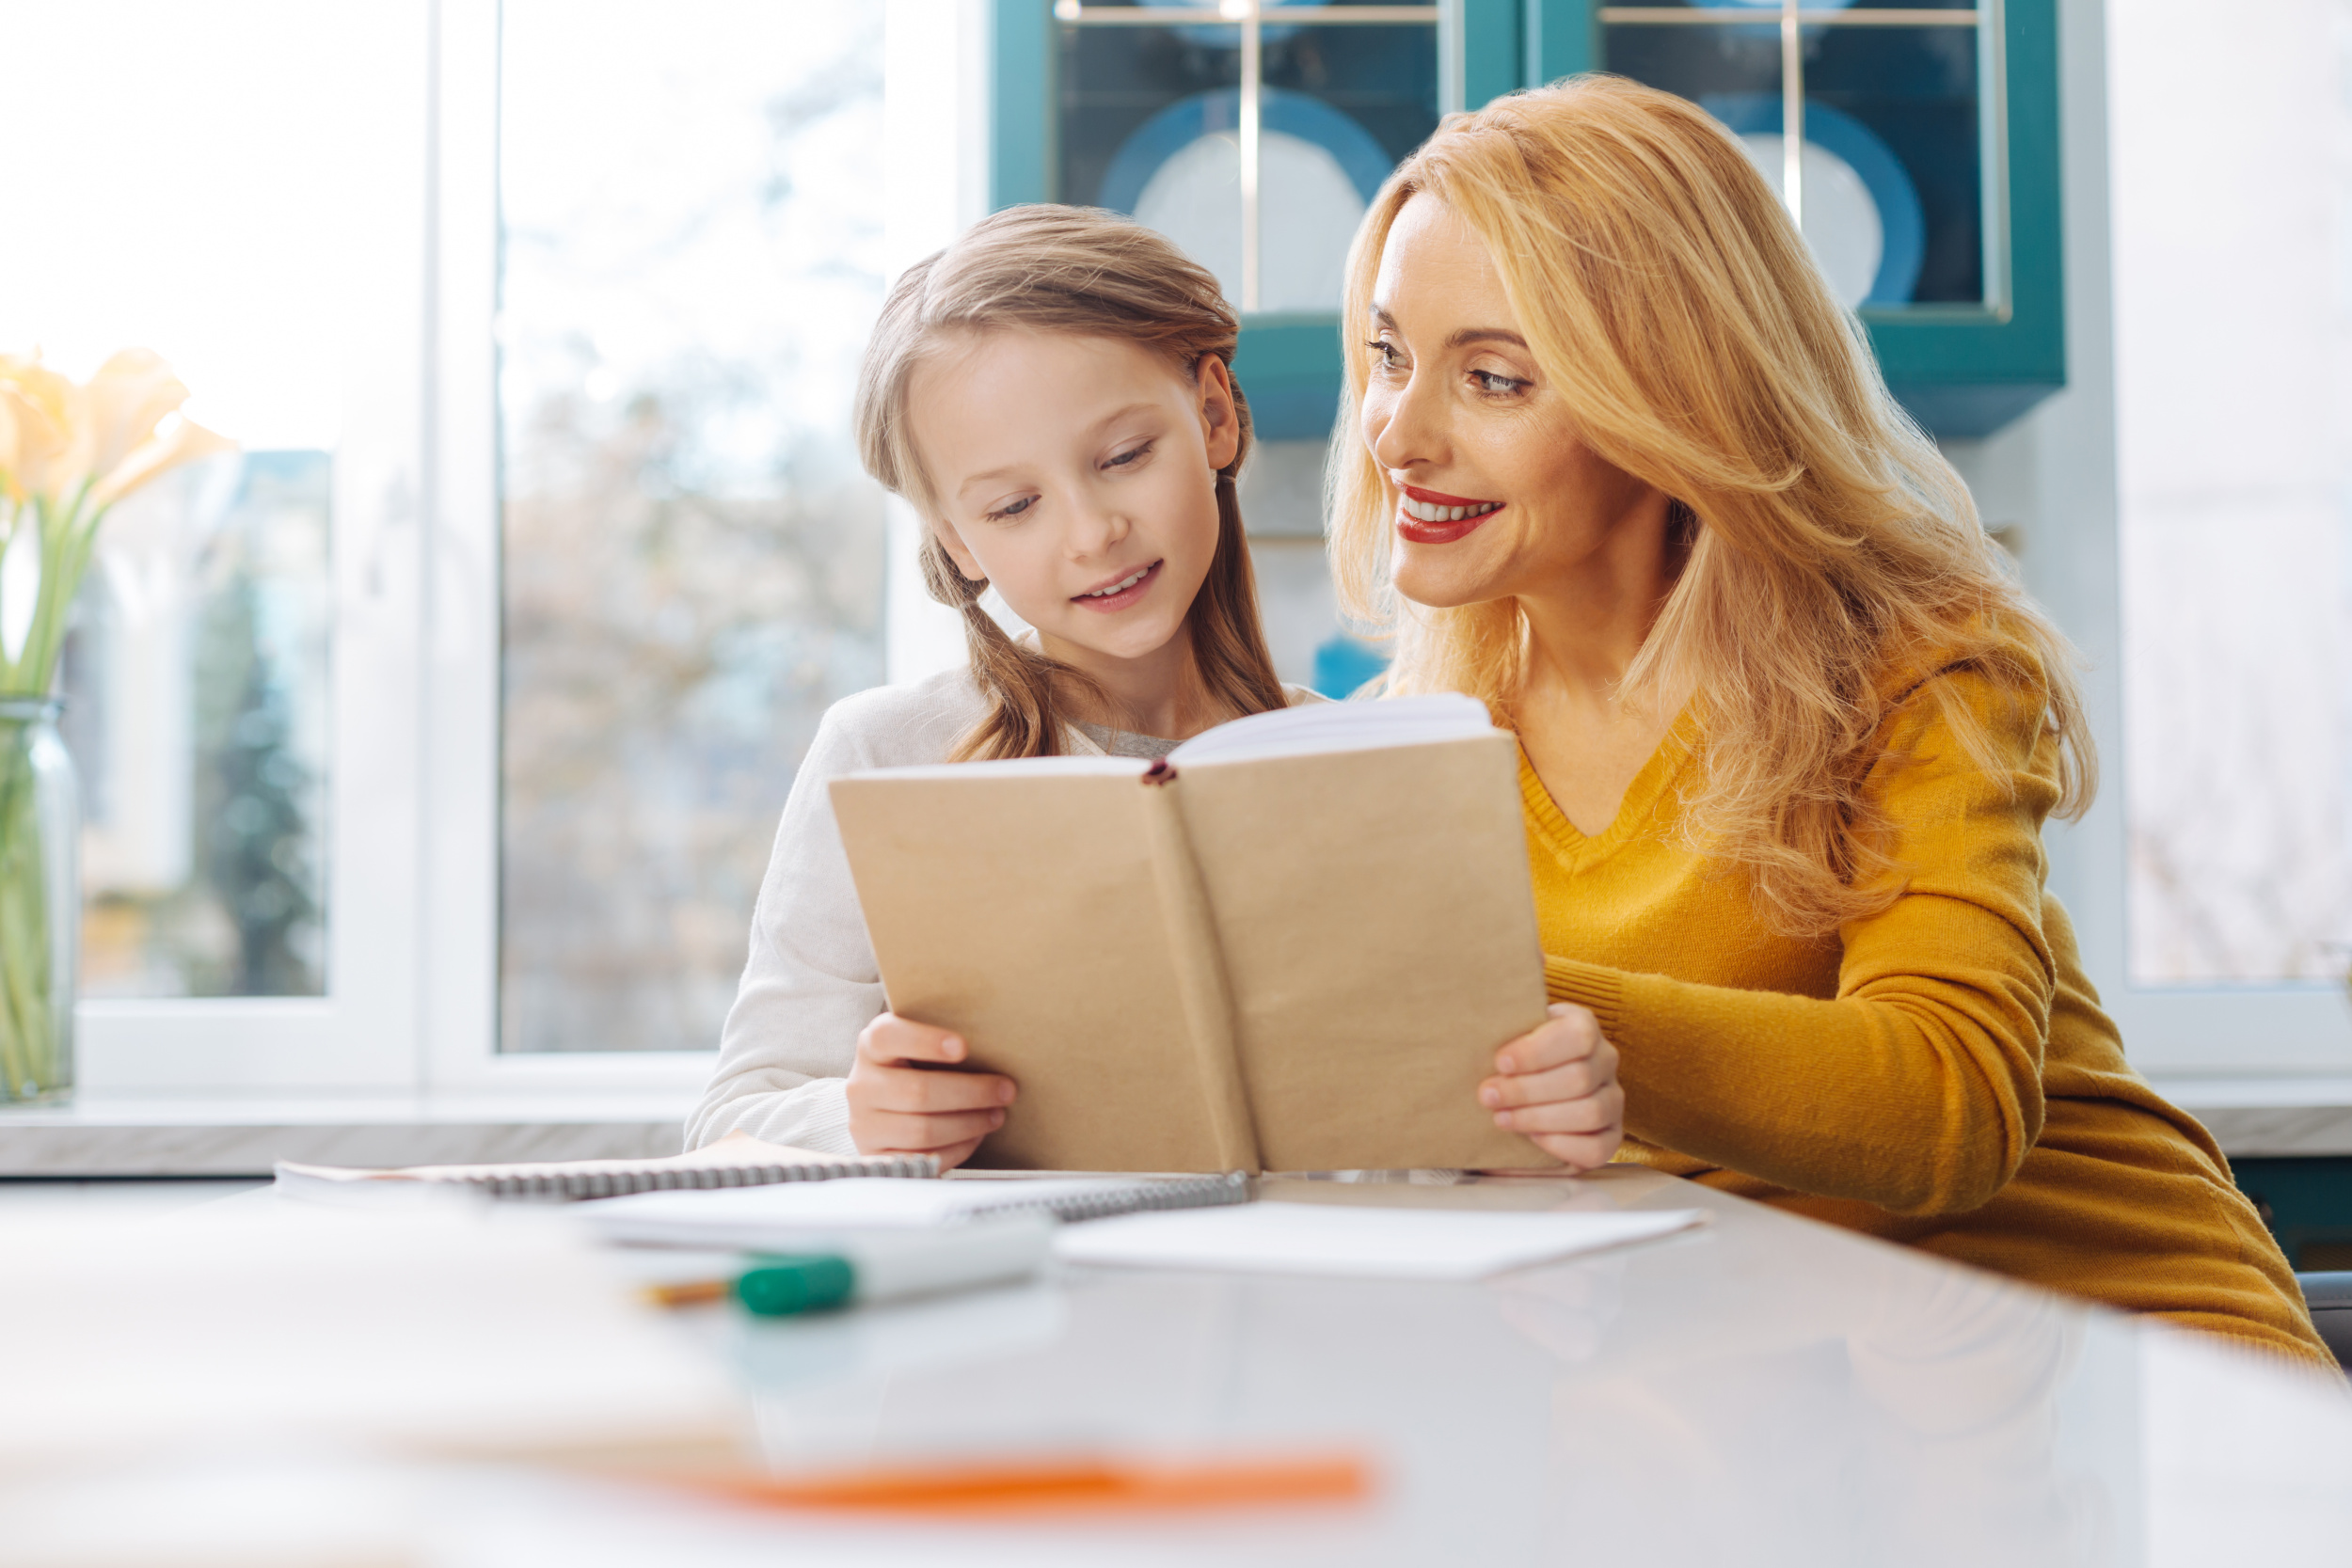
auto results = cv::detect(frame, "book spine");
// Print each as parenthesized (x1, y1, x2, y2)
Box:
(1138, 771, 1263, 1175)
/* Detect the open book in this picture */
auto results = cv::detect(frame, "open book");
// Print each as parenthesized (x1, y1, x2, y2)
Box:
(831, 694, 1551, 1174)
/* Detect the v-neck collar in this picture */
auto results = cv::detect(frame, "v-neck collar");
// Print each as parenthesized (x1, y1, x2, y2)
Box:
(1518, 707, 1700, 867)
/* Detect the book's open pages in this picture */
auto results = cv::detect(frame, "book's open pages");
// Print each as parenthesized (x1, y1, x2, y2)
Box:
(1166, 692, 1496, 764)
(832, 694, 1550, 1174)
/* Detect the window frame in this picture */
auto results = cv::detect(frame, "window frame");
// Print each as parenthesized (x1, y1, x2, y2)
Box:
(77, 0, 723, 1097)
(414, 0, 735, 1094)
(75, 0, 437, 1095)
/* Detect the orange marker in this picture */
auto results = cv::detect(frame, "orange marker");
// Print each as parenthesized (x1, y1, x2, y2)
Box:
(670, 1451, 1372, 1517)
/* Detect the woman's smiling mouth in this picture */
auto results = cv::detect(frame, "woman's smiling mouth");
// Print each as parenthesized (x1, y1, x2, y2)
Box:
(1071, 559, 1164, 611)
(1395, 483, 1504, 544)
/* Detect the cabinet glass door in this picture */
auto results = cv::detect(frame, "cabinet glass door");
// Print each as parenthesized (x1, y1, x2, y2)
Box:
(1600, 1, 1995, 313)
(1054, 1, 1440, 313)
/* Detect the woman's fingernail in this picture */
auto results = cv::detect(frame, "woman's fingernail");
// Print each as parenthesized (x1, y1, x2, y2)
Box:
(1493, 1110, 1513, 1130)
(990, 1108, 1007, 1127)
(1479, 1085, 1501, 1109)
(944, 1037, 964, 1060)
(996, 1081, 1016, 1104)
(1496, 1053, 1515, 1073)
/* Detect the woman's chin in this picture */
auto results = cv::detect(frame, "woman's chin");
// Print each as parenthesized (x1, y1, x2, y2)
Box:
(1391, 553, 1508, 611)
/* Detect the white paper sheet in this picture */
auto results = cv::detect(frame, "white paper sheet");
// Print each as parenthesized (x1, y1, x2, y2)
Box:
(580, 1175, 1233, 1248)
(1051, 1200, 1708, 1280)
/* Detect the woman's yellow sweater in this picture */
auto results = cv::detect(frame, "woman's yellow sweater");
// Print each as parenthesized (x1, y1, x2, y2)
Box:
(1525, 658, 2331, 1367)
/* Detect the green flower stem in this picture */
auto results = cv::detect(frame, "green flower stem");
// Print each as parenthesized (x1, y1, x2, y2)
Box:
(0, 480, 101, 1101)
(3, 483, 100, 700)
(0, 728, 49, 1098)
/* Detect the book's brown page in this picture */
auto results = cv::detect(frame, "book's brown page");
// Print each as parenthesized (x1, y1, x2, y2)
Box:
(831, 768, 1243, 1171)
(1172, 733, 1552, 1170)
(1137, 777, 1263, 1170)
(834, 732, 1552, 1175)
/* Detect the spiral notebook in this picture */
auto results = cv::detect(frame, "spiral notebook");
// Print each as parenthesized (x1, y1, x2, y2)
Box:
(580, 1171, 1251, 1249)
(274, 1134, 936, 1202)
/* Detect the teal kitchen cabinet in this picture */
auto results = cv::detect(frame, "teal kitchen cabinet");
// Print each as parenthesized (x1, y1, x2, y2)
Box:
(993, 1, 2058, 439)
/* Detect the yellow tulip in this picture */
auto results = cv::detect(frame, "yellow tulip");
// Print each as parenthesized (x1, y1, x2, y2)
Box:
(0, 356, 85, 505)
(82, 348, 192, 487)
(0, 393, 17, 504)
(87, 412, 234, 510)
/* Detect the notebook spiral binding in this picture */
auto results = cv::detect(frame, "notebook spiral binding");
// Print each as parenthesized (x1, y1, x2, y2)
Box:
(443, 1154, 940, 1202)
(959, 1170, 1251, 1225)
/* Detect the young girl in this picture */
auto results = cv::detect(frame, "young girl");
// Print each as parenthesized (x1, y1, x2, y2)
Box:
(687, 206, 1622, 1171)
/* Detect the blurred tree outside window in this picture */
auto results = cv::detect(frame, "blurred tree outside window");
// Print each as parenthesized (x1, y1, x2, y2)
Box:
(67, 455, 330, 998)
(498, 0, 889, 1053)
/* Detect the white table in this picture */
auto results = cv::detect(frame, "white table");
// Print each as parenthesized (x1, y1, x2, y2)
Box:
(674, 1166, 2352, 1565)
(8, 1167, 2350, 1564)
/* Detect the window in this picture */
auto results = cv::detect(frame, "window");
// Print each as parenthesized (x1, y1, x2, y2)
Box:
(23, 0, 895, 1092)
(494, 0, 888, 1054)
(13, 0, 428, 1089)
(69, 454, 332, 1001)
(2110, 5, 2352, 1016)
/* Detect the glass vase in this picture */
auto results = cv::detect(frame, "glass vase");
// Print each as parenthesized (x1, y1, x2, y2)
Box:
(0, 698, 77, 1103)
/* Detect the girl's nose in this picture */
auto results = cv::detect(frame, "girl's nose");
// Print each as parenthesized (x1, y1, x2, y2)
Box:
(1067, 495, 1131, 558)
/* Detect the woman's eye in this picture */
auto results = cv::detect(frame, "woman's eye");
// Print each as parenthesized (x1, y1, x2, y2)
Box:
(1364, 339, 1403, 370)
(1471, 370, 1529, 395)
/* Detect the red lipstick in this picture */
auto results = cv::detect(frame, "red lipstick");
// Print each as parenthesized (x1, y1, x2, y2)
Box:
(1400, 484, 1498, 507)
(1394, 482, 1506, 546)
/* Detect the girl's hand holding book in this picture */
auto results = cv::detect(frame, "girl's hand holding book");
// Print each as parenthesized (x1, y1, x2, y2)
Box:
(847, 1013, 1018, 1172)
(1478, 1006, 1624, 1170)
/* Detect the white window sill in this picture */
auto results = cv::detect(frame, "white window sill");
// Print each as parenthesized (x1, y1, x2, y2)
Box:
(2146, 1076, 2352, 1159)
(0, 1090, 695, 1177)
(4, 1078, 2344, 1179)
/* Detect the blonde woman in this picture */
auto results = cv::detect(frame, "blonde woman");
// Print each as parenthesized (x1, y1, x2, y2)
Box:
(1337, 77, 2329, 1365)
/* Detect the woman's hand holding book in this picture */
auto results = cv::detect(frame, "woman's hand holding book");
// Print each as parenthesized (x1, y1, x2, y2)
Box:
(1479, 1006, 1624, 1170)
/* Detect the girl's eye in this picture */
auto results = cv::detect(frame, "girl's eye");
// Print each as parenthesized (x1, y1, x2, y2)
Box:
(1471, 369, 1530, 395)
(989, 495, 1037, 521)
(1105, 441, 1152, 469)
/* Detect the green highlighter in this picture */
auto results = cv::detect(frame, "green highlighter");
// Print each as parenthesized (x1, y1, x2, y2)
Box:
(731, 1213, 1056, 1317)
(736, 1254, 858, 1315)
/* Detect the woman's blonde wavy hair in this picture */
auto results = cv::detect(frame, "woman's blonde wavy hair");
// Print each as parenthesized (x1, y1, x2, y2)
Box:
(1329, 75, 2092, 936)
(857, 204, 1287, 760)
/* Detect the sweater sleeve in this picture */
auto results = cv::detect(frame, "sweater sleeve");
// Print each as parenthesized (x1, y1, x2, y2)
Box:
(683, 702, 885, 1154)
(1548, 665, 2063, 1216)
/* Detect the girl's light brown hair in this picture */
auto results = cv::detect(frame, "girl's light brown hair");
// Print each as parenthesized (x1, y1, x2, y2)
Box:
(1330, 75, 2093, 936)
(855, 204, 1287, 760)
